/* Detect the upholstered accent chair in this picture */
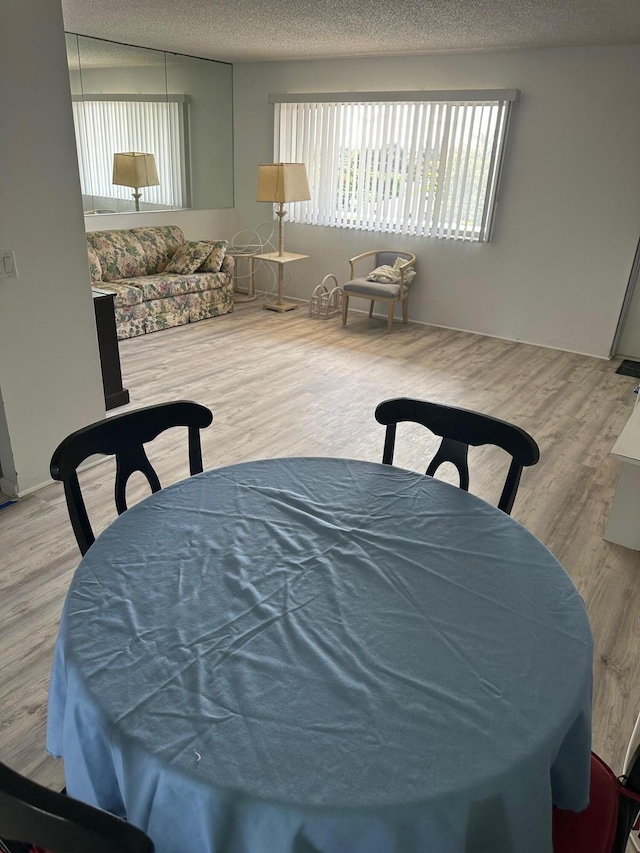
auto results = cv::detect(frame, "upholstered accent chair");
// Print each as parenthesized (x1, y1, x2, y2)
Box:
(342, 250, 416, 333)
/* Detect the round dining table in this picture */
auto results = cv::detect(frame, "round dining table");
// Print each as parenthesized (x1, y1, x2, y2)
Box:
(47, 457, 593, 853)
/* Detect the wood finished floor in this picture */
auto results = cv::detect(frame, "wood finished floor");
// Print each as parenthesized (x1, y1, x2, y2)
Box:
(1, 301, 639, 799)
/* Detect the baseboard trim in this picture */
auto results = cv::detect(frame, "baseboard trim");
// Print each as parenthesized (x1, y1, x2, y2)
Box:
(345, 304, 611, 361)
(1, 454, 109, 499)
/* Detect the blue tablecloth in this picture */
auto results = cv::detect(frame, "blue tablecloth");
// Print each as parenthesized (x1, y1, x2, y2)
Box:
(47, 457, 593, 852)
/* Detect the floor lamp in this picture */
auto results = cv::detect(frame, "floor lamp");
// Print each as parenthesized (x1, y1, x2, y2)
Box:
(256, 163, 310, 256)
(256, 163, 311, 312)
(112, 152, 159, 211)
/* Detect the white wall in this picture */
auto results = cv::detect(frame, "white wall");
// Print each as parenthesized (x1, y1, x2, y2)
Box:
(0, 0, 105, 496)
(233, 47, 640, 357)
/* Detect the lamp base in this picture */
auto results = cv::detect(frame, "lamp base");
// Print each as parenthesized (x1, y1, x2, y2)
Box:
(263, 300, 298, 313)
(276, 205, 286, 255)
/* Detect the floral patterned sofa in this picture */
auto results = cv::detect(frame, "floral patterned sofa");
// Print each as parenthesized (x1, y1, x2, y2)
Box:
(86, 225, 235, 339)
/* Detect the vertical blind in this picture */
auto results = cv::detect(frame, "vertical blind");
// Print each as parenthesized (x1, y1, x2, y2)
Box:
(71, 97, 188, 208)
(272, 91, 517, 242)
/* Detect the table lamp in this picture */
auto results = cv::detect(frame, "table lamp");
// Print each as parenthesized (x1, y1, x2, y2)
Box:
(256, 163, 310, 256)
(112, 152, 159, 211)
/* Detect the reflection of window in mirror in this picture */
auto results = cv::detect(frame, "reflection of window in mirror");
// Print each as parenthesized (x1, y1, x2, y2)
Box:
(72, 95, 191, 211)
(65, 33, 234, 214)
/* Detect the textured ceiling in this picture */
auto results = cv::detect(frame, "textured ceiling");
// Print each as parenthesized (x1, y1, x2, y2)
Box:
(61, 0, 640, 63)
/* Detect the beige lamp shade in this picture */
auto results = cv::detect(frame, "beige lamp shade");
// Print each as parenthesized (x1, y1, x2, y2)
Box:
(112, 152, 159, 212)
(112, 152, 159, 190)
(256, 163, 310, 204)
(257, 163, 310, 255)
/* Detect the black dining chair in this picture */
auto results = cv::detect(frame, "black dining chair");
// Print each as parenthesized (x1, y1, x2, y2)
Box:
(375, 397, 540, 514)
(50, 400, 213, 555)
(0, 760, 154, 853)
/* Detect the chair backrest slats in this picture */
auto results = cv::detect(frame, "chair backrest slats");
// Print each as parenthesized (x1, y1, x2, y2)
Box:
(64, 473, 95, 556)
(499, 459, 525, 516)
(425, 437, 470, 491)
(188, 425, 205, 475)
(114, 445, 162, 515)
(50, 400, 213, 555)
(375, 397, 539, 514)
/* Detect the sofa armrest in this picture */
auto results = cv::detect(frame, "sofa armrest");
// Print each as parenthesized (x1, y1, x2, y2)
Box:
(221, 254, 235, 275)
(87, 247, 103, 283)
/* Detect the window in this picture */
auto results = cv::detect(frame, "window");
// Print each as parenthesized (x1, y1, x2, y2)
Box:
(71, 95, 190, 209)
(271, 90, 518, 242)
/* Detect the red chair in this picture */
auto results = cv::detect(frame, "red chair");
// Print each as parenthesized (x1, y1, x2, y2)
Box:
(553, 749, 640, 852)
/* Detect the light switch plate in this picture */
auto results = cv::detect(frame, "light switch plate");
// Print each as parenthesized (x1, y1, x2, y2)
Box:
(0, 250, 17, 279)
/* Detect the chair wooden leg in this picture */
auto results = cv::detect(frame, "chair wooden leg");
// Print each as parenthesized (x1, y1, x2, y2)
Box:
(342, 294, 349, 326)
(403, 296, 408, 324)
(387, 302, 394, 333)
(369, 300, 375, 318)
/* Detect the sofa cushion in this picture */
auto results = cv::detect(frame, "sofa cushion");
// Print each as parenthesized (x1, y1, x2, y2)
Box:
(129, 225, 185, 274)
(87, 247, 102, 283)
(132, 275, 192, 301)
(198, 240, 228, 273)
(185, 272, 231, 294)
(343, 277, 408, 299)
(123, 271, 230, 302)
(164, 241, 212, 274)
(86, 230, 148, 281)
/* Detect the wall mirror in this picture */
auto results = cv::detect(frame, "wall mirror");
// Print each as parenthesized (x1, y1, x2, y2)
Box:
(65, 33, 234, 215)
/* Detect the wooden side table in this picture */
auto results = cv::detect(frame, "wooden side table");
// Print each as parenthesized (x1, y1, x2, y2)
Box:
(252, 251, 309, 313)
(226, 251, 256, 302)
(92, 288, 130, 410)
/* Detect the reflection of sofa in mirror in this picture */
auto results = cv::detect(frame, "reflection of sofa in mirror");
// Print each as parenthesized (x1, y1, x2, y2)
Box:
(87, 226, 235, 339)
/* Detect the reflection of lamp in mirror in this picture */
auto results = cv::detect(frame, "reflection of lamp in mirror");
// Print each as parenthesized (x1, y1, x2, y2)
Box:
(112, 152, 159, 211)
(256, 163, 310, 256)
